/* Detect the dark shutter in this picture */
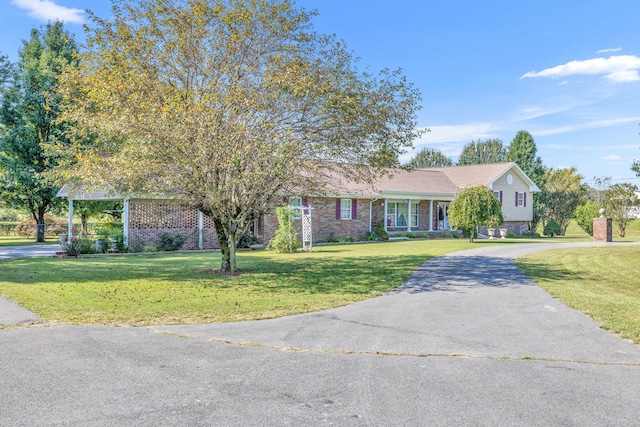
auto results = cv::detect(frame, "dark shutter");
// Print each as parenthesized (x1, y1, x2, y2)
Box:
(524, 193, 527, 207)
(351, 199, 357, 220)
(336, 199, 341, 220)
(499, 191, 503, 205)
(515, 192, 518, 207)
(302, 198, 309, 215)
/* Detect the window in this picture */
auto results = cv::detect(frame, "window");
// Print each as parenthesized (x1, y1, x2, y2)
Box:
(516, 192, 526, 207)
(289, 197, 302, 219)
(386, 202, 419, 227)
(493, 191, 502, 205)
(340, 198, 352, 220)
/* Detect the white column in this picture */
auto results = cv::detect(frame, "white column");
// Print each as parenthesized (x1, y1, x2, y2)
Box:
(429, 200, 433, 232)
(407, 199, 412, 232)
(68, 199, 73, 240)
(123, 199, 130, 246)
(198, 211, 204, 250)
(383, 199, 388, 232)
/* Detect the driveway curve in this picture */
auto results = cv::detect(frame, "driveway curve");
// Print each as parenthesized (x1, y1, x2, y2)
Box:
(1, 242, 639, 426)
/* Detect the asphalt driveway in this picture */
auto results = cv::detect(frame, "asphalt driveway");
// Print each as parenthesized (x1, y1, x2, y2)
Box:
(1, 242, 639, 426)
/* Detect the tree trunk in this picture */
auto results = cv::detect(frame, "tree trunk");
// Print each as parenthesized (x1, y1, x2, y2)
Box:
(213, 217, 232, 272)
(36, 210, 46, 243)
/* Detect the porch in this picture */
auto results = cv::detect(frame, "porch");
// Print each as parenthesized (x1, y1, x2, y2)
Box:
(372, 198, 454, 234)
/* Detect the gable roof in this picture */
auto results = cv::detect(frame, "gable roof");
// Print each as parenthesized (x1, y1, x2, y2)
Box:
(423, 162, 540, 193)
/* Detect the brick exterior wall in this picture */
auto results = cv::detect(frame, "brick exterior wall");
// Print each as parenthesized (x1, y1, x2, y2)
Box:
(128, 199, 219, 250)
(261, 197, 373, 243)
(127, 197, 533, 249)
(593, 217, 612, 242)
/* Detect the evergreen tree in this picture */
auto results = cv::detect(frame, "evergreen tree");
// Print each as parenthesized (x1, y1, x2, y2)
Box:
(506, 130, 547, 230)
(0, 22, 77, 242)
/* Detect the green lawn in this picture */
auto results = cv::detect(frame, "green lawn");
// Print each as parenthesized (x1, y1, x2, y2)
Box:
(517, 245, 640, 344)
(0, 236, 60, 247)
(0, 239, 484, 326)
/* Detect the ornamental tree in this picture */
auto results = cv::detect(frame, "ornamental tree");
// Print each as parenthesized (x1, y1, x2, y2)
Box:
(56, 0, 423, 272)
(543, 167, 587, 235)
(448, 186, 504, 243)
(604, 183, 639, 237)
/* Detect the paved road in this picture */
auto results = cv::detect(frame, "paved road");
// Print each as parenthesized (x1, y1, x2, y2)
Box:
(0, 244, 61, 260)
(1, 242, 639, 426)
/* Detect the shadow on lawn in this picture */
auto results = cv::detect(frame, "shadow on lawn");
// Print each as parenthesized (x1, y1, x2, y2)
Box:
(0, 252, 435, 296)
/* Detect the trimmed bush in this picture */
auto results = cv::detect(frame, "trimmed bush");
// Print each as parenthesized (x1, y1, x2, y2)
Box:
(543, 219, 562, 237)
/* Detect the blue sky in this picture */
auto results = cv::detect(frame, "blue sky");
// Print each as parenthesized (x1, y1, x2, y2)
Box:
(2, 0, 640, 185)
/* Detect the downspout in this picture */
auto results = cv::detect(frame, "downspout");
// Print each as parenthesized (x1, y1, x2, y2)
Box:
(369, 198, 378, 232)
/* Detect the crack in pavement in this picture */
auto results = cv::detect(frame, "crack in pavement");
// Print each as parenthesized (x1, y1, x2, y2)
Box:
(153, 329, 640, 368)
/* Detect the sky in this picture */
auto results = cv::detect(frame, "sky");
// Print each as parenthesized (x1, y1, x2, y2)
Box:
(1, 0, 640, 186)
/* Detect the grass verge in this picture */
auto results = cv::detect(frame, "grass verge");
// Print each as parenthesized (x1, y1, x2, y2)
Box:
(0, 236, 59, 247)
(0, 239, 482, 326)
(516, 245, 640, 344)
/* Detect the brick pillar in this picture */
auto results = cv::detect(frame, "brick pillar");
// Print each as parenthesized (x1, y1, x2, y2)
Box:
(593, 217, 612, 242)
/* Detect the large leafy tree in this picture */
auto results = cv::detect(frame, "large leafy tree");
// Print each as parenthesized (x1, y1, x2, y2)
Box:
(406, 147, 452, 168)
(448, 186, 504, 243)
(506, 130, 547, 230)
(57, 0, 423, 272)
(604, 183, 639, 237)
(457, 138, 506, 165)
(0, 22, 77, 242)
(543, 167, 587, 235)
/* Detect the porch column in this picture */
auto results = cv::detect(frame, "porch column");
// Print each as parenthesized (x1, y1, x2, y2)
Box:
(68, 199, 73, 240)
(407, 199, 412, 232)
(383, 199, 388, 232)
(198, 211, 204, 250)
(123, 199, 130, 246)
(429, 200, 433, 232)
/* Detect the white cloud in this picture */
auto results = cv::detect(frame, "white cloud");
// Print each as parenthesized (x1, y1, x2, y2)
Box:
(537, 116, 640, 136)
(510, 105, 573, 121)
(521, 55, 640, 83)
(12, 0, 85, 23)
(602, 154, 622, 161)
(597, 47, 621, 54)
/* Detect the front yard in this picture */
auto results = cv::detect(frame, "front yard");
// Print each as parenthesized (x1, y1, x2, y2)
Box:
(0, 239, 481, 325)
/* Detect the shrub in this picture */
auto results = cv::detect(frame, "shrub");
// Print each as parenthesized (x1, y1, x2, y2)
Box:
(238, 230, 259, 248)
(14, 215, 67, 237)
(156, 233, 187, 251)
(414, 232, 428, 238)
(63, 237, 96, 256)
(405, 231, 416, 238)
(345, 236, 355, 243)
(543, 219, 562, 237)
(573, 200, 600, 236)
(374, 221, 389, 241)
(365, 230, 378, 241)
(267, 206, 300, 253)
(324, 233, 341, 243)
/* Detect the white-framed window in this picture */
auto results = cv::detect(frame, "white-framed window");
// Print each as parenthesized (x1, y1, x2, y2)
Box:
(516, 192, 525, 207)
(340, 198, 352, 220)
(410, 202, 419, 227)
(289, 197, 302, 219)
(386, 202, 419, 227)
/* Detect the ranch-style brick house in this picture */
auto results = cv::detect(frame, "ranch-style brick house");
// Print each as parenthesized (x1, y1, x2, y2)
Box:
(57, 162, 539, 250)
